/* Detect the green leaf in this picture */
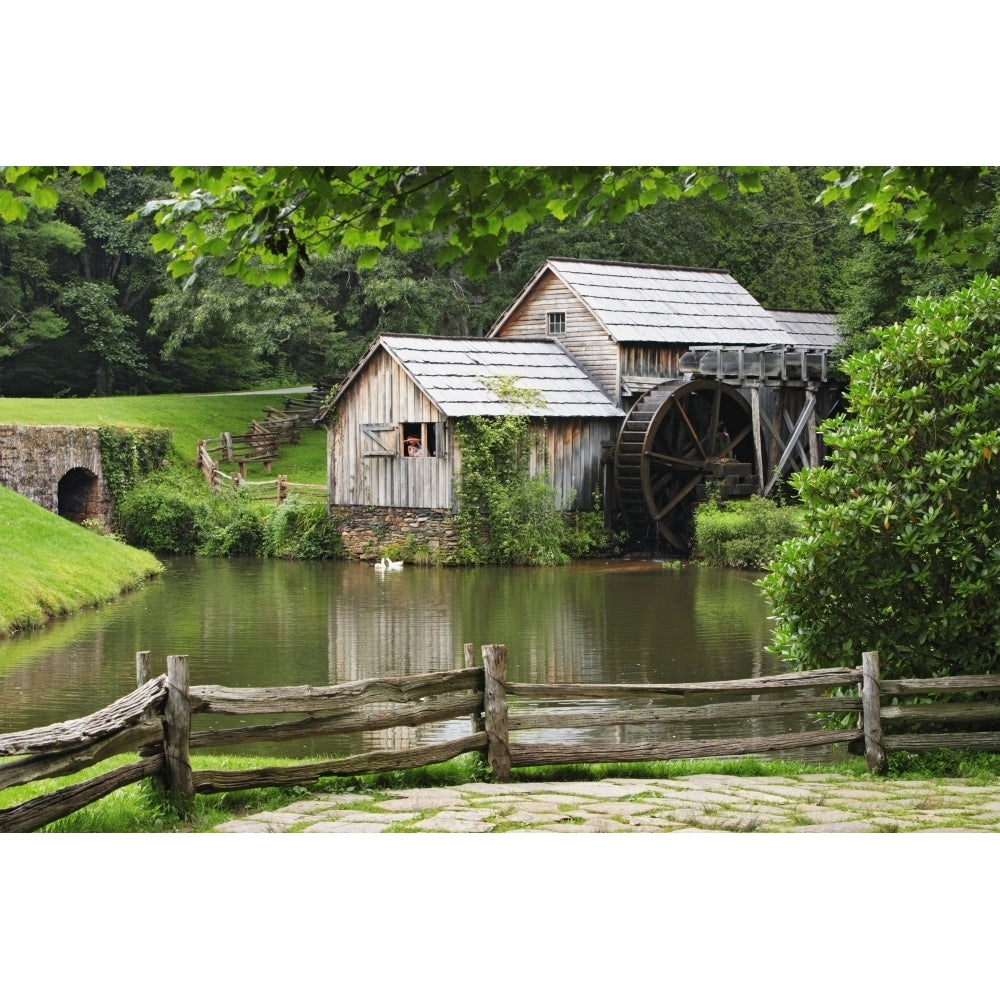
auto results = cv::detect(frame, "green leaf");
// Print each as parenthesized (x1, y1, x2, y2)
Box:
(31, 186, 59, 210)
(75, 169, 106, 195)
(0, 188, 26, 222)
(150, 230, 177, 252)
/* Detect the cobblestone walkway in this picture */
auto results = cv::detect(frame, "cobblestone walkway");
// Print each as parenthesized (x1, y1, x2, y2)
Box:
(213, 773, 1000, 833)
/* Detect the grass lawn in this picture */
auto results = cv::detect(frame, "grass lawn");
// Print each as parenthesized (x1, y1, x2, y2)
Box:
(0, 390, 328, 485)
(0, 487, 163, 637)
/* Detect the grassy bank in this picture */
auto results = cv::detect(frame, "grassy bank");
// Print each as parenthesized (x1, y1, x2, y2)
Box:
(0, 390, 328, 484)
(0, 487, 163, 637)
(0, 390, 332, 636)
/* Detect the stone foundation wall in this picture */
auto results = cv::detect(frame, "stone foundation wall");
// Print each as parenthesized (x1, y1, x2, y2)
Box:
(0, 424, 113, 525)
(330, 504, 460, 562)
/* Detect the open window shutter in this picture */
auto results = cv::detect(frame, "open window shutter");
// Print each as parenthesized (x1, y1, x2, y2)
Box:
(436, 421, 447, 458)
(361, 423, 398, 457)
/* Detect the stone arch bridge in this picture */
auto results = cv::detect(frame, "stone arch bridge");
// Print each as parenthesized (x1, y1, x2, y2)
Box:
(0, 425, 113, 525)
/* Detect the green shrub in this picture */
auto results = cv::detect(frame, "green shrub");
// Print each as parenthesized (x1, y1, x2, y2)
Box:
(562, 491, 619, 559)
(115, 473, 211, 554)
(98, 426, 172, 503)
(262, 498, 343, 559)
(398, 534, 434, 565)
(197, 492, 265, 557)
(694, 495, 802, 569)
(454, 414, 571, 566)
(762, 276, 1000, 678)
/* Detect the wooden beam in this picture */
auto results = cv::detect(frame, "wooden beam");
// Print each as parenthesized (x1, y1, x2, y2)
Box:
(751, 386, 765, 494)
(765, 393, 817, 494)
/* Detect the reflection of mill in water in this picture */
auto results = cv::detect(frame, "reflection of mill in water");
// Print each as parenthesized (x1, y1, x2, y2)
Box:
(327, 568, 459, 753)
(319, 561, 794, 756)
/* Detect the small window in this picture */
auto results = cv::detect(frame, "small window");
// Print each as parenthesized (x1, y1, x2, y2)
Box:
(402, 422, 437, 458)
(547, 311, 566, 335)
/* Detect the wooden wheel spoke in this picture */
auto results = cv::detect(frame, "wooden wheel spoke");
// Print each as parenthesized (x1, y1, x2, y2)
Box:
(653, 474, 702, 520)
(727, 425, 751, 451)
(675, 401, 707, 460)
(701, 384, 722, 456)
(645, 450, 705, 471)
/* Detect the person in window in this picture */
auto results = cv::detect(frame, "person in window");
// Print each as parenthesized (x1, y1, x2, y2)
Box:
(405, 437, 422, 457)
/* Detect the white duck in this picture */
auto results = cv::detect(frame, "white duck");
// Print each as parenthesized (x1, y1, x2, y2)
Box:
(375, 556, 404, 572)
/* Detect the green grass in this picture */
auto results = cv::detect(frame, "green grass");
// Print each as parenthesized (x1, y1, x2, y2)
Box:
(0, 391, 328, 484)
(0, 752, 493, 832)
(0, 487, 163, 637)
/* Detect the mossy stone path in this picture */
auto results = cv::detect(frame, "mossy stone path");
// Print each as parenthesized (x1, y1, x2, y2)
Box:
(213, 774, 1000, 833)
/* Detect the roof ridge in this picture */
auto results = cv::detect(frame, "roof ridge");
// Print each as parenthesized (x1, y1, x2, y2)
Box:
(548, 257, 731, 275)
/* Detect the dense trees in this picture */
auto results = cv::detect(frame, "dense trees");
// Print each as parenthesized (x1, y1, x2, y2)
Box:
(3, 165, 1000, 396)
(0, 168, 171, 396)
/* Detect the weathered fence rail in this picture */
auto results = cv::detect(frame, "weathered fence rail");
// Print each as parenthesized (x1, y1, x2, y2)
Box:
(198, 431, 279, 477)
(196, 439, 327, 505)
(3, 648, 998, 832)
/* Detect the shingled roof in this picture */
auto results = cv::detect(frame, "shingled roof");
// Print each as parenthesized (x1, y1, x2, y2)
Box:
(766, 310, 842, 350)
(490, 258, 800, 346)
(331, 335, 624, 419)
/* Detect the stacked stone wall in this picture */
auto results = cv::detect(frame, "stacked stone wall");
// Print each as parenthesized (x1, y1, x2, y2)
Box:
(0, 424, 113, 524)
(330, 504, 460, 562)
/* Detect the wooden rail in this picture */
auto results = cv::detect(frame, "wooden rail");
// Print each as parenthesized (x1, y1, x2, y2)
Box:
(196, 440, 327, 505)
(3, 648, 999, 832)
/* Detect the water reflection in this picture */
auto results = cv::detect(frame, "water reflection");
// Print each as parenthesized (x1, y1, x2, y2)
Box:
(0, 557, 790, 757)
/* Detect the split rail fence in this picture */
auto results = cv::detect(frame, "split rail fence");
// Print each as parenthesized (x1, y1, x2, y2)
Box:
(196, 439, 328, 504)
(194, 386, 335, 504)
(3, 647, 999, 833)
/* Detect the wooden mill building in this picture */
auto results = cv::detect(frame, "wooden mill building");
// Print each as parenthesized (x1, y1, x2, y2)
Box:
(487, 257, 838, 405)
(325, 334, 623, 559)
(325, 258, 841, 558)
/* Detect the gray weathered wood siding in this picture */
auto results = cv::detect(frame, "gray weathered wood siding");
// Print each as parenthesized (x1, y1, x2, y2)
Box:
(493, 272, 619, 402)
(526, 417, 617, 510)
(328, 349, 453, 508)
(621, 344, 685, 383)
(447, 416, 612, 513)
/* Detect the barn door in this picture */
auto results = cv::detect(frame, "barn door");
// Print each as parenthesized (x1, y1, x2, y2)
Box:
(361, 423, 398, 457)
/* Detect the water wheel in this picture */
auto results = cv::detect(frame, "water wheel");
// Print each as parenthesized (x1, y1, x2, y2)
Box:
(615, 379, 759, 552)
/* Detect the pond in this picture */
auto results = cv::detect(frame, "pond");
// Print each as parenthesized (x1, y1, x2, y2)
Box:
(0, 557, 821, 759)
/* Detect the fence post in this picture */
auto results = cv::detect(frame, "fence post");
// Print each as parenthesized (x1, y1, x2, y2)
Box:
(136, 650, 152, 722)
(482, 644, 511, 781)
(466, 643, 486, 740)
(861, 651, 887, 775)
(164, 654, 195, 803)
(278, 475, 288, 504)
(136, 649, 151, 687)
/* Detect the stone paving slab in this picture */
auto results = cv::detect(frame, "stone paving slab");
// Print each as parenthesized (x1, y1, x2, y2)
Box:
(211, 775, 1000, 834)
(304, 821, 395, 833)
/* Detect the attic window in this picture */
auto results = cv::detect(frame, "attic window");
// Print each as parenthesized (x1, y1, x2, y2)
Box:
(547, 311, 566, 335)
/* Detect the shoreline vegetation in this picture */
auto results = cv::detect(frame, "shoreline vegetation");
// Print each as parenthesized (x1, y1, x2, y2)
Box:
(0, 389, 324, 638)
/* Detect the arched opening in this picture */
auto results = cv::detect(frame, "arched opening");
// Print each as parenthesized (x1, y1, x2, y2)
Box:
(58, 467, 100, 524)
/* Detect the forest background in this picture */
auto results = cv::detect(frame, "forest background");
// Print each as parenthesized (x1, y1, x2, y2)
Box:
(5, 165, 998, 400)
